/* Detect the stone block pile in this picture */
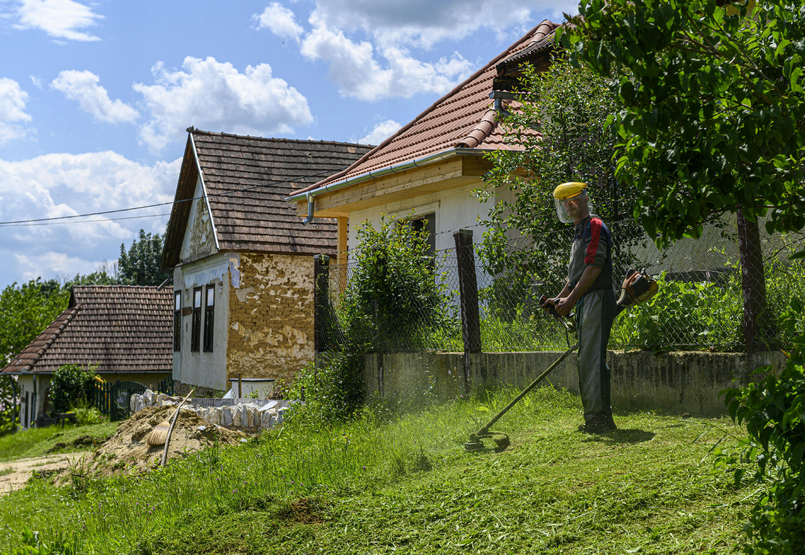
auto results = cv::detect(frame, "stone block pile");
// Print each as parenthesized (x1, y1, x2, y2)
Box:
(130, 390, 290, 430)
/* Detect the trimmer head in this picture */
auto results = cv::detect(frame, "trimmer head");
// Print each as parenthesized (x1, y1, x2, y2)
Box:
(464, 431, 510, 453)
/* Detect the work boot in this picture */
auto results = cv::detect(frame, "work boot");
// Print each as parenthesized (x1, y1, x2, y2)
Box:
(579, 412, 617, 434)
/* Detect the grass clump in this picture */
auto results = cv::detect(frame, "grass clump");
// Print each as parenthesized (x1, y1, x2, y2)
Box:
(0, 386, 755, 554)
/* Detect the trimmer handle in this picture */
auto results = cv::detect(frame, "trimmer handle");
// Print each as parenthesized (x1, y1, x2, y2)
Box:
(540, 295, 562, 319)
(540, 295, 577, 335)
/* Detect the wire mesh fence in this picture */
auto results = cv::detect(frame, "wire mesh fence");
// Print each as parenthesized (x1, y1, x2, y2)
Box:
(316, 216, 805, 354)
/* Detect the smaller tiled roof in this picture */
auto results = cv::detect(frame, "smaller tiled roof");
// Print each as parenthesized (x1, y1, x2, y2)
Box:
(1, 286, 173, 375)
(496, 20, 561, 76)
(162, 131, 373, 267)
(292, 20, 559, 198)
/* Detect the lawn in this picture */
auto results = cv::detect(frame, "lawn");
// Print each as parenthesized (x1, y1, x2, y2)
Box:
(0, 421, 119, 463)
(0, 387, 755, 554)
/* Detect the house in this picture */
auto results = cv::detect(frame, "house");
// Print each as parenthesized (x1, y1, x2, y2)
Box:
(287, 21, 561, 253)
(161, 129, 373, 393)
(0, 285, 173, 428)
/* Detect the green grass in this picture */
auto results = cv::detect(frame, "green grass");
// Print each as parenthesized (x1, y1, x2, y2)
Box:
(0, 388, 755, 554)
(0, 421, 118, 462)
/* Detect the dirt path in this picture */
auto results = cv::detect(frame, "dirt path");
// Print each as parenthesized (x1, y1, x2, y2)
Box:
(0, 453, 85, 495)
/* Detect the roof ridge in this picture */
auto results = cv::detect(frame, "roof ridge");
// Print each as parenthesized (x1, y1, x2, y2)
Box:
(294, 21, 550, 196)
(74, 284, 163, 289)
(187, 127, 375, 148)
(455, 108, 499, 148)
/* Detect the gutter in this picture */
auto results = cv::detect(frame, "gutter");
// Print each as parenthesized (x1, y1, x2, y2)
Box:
(286, 148, 489, 206)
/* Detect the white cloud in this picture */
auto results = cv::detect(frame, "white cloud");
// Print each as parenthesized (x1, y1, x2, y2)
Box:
(253, 2, 303, 42)
(300, 19, 473, 100)
(0, 151, 179, 253)
(51, 70, 139, 124)
(29, 75, 42, 89)
(133, 56, 313, 152)
(0, 151, 180, 284)
(359, 119, 400, 145)
(15, 251, 105, 282)
(0, 77, 33, 146)
(15, 0, 103, 42)
(310, 0, 575, 48)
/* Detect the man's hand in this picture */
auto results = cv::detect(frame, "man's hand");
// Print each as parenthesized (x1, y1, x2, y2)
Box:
(555, 295, 575, 317)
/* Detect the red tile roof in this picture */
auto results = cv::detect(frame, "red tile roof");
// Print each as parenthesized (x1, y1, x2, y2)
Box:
(1, 286, 173, 375)
(293, 20, 559, 197)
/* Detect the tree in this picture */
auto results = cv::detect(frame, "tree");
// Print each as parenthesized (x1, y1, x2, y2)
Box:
(562, 0, 805, 351)
(0, 280, 71, 433)
(562, 2, 805, 550)
(0, 280, 71, 368)
(118, 230, 169, 286)
(475, 58, 636, 311)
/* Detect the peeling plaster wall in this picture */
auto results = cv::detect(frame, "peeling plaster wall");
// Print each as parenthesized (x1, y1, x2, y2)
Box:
(173, 252, 235, 390)
(180, 176, 217, 261)
(227, 253, 314, 383)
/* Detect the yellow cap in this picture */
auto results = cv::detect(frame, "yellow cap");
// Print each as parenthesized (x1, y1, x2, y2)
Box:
(554, 182, 587, 200)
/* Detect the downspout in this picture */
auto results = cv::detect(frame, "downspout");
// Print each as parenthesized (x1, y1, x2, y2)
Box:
(489, 91, 516, 117)
(302, 193, 315, 225)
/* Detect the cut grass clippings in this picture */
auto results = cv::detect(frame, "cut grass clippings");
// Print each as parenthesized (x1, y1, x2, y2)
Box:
(0, 387, 755, 554)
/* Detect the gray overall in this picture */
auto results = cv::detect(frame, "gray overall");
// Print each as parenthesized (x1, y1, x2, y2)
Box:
(568, 215, 616, 423)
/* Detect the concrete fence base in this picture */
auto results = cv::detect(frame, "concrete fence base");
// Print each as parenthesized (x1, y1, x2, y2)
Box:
(364, 350, 786, 417)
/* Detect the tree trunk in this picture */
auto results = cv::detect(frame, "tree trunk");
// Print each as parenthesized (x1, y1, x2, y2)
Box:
(737, 210, 771, 356)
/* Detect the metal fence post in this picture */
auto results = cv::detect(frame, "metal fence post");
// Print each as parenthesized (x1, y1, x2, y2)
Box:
(454, 229, 481, 389)
(314, 254, 331, 353)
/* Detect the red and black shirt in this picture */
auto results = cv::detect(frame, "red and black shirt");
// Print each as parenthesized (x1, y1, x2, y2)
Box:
(567, 215, 613, 294)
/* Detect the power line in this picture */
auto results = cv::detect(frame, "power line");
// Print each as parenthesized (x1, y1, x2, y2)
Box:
(0, 167, 338, 228)
(0, 212, 171, 228)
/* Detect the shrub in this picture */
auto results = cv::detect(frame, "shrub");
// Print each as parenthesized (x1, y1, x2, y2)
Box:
(340, 216, 453, 353)
(719, 298, 805, 554)
(72, 405, 104, 426)
(297, 215, 452, 422)
(49, 365, 97, 416)
(611, 271, 743, 351)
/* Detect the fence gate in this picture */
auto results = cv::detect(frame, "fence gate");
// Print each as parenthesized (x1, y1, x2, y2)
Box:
(92, 376, 173, 421)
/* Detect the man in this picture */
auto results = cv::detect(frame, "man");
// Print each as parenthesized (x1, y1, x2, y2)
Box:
(542, 182, 617, 433)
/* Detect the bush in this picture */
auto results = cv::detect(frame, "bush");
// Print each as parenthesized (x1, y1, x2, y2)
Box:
(340, 216, 453, 353)
(49, 365, 97, 416)
(297, 216, 452, 422)
(611, 271, 743, 350)
(72, 405, 104, 426)
(719, 298, 805, 554)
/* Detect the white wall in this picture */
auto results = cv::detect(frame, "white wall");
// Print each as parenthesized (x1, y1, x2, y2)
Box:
(15, 374, 49, 429)
(347, 181, 492, 252)
(173, 252, 238, 390)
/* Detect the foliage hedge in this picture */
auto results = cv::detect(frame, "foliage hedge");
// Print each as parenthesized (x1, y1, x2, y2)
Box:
(49, 365, 97, 416)
(292, 216, 450, 422)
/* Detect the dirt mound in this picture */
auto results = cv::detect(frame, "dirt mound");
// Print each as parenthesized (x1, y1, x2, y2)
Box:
(87, 405, 245, 476)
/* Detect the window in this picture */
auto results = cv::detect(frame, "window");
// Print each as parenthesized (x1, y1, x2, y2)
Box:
(191, 287, 202, 352)
(410, 213, 436, 258)
(173, 291, 181, 351)
(203, 284, 215, 352)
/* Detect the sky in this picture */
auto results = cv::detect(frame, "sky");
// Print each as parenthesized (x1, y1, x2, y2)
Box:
(0, 0, 576, 288)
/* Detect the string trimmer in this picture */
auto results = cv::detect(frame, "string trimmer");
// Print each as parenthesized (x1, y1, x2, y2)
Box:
(464, 269, 658, 453)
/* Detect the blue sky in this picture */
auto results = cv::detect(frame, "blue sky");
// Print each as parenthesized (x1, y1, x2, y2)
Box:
(0, 0, 575, 288)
